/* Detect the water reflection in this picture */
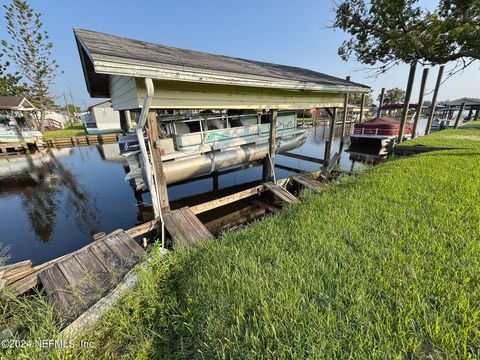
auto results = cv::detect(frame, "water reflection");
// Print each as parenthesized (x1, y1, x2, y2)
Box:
(1, 149, 102, 243)
(0, 146, 144, 264)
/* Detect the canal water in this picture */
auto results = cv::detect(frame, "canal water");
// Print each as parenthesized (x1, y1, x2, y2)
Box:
(0, 120, 430, 265)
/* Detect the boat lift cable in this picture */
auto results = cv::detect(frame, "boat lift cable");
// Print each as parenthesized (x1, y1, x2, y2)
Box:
(136, 77, 166, 248)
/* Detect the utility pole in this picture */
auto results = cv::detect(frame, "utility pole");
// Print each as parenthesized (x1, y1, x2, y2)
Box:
(63, 93, 72, 123)
(69, 87, 79, 123)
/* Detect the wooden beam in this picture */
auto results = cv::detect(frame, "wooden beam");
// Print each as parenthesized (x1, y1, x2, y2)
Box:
(358, 94, 366, 123)
(324, 107, 337, 163)
(398, 61, 417, 143)
(263, 109, 278, 182)
(339, 93, 349, 152)
(377, 88, 385, 117)
(125, 218, 160, 238)
(190, 184, 264, 214)
(291, 174, 324, 192)
(425, 65, 445, 134)
(280, 151, 326, 164)
(147, 111, 170, 211)
(274, 163, 304, 173)
(264, 182, 299, 204)
(163, 207, 213, 246)
(412, 68, 429, 138)
(454, 102, 466, 129)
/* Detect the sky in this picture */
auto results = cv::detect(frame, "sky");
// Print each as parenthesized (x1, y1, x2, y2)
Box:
(0, 0, 478, 109)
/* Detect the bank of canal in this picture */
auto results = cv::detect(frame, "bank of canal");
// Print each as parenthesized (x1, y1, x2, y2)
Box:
(0, 119, 432, 265)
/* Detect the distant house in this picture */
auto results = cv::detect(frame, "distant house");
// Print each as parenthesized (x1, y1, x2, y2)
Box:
(43, 111, 69, 130)
(81, 100, 122, 134)
(0, 96, 36, 112)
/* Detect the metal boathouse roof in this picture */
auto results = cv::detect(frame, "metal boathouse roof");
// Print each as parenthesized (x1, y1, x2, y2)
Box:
(74, 29, 370, 110)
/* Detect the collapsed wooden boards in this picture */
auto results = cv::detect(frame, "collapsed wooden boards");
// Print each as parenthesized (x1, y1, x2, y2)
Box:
(263, 182, 299, 204)
(291, 174, 325, 192)
(38, 231, 145, 321)
(162, 207, 214, 247)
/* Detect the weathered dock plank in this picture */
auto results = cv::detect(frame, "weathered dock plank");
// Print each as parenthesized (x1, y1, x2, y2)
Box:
(163, 207, 213, 246)
(38, 230, 145, 322)
(264, 182, 299, 204)
(292, 174, 324, 192)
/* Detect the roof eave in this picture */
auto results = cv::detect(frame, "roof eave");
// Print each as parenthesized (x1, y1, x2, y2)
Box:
(90, 54, 370, 94)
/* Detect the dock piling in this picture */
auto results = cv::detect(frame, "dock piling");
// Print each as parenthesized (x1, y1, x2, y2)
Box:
(412, 67, 429, 138)
(324, 107, 337, 164)
(425, 65, 445, 134)
(398, 61, 417, 143)
(454, 102, 466, 129)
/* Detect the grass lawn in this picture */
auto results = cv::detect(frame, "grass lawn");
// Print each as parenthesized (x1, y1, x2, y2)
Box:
(3, 123, 480, 359)
(42, 124, 86, 139)
(397, 121, 480, 149)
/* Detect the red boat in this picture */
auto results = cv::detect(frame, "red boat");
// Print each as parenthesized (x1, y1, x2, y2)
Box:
(350, 116, 413, 147)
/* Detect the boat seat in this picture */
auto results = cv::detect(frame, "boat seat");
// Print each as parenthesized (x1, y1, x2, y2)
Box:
(175, 122, 190, 134)
(205, 119, 225, 130)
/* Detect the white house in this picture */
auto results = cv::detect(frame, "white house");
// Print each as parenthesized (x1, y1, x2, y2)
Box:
(81, 100, 122, 134)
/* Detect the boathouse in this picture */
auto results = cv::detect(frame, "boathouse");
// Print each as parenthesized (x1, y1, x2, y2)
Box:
(74, 28, 370, 219)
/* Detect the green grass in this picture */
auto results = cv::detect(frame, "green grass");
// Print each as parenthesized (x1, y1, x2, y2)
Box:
(43, 124, 86, 139)
(398, 121, 480, 149)
(3, 124, 480, 359)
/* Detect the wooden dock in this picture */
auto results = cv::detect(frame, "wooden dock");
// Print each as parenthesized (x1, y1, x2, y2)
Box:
(45, 133, 121, 148)
(0, 141, 29, 156)
(163, 207, 213, 247)
(37, 230, 144, 321)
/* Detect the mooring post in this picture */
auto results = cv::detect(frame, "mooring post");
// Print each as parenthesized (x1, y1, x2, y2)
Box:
(412, 67, 429, 138)
(339, 93, 349, 153)
(212, 171, 219, 191)
(454, 102, 466, 129)
(377, 88, 385, 117)
(398, 61, 417, 143)
(425, 65, 445, 135)
(324, 107, 337, 164)
(359, 93, 366, 123)
(147, 111, 170, 211)
(263, 109, 278, 182)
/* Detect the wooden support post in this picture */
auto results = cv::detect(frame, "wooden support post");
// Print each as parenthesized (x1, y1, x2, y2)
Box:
(398, 61, 417, 143)
(324, 107, 337, 164)
(454, 102, 466, 129)
(425, 65, 445, 135)
(125, 110, 132, 132)
(475, 108, 480, 121)
(339, 93, 349, 153)
(147, 111, 170, 211)
(377, 88, 385, 117)
(263, 109, 277, 182)
(358, 93, 366, 123)
(412, 67, 429, 138)
(212, 171, 219, 191)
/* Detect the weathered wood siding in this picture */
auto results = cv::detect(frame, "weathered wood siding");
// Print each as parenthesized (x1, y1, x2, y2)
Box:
(108, 75, 139, 110)
(133, 79, 345, 110)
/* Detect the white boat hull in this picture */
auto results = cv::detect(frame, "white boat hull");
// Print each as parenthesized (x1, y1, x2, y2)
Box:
(125, 132, 307, 188)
